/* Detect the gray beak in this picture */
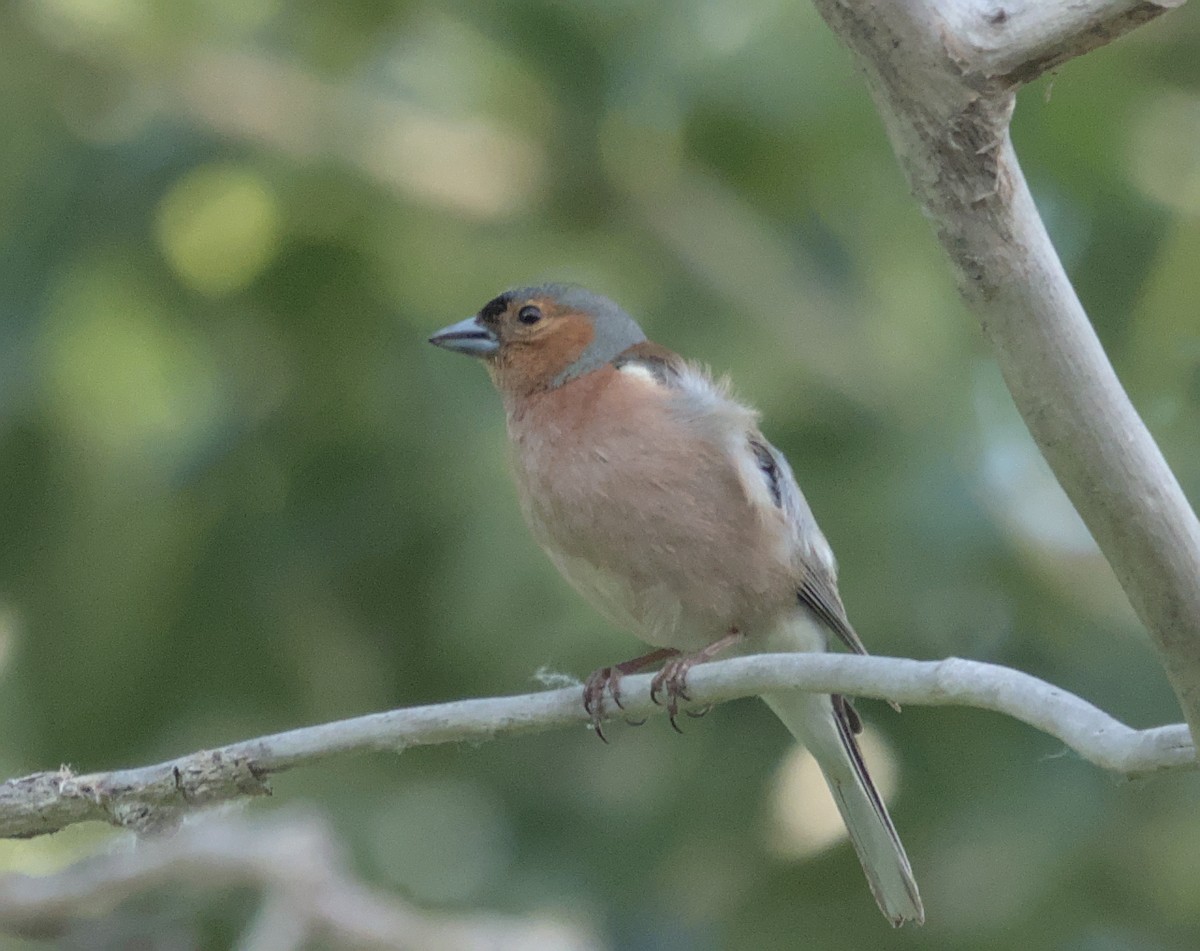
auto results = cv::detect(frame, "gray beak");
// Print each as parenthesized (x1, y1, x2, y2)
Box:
(428, 316, 500, 357)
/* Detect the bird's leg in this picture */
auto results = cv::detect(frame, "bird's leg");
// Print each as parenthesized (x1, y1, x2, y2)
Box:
(583, 647, 680, 741)
(650, 628, 745, 732)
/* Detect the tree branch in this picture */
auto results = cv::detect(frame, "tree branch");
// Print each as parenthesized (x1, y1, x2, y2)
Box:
(944, 0, 1186, 86)
(0, 654, 1192, 841)
(808, 0, 1200, 745)
(0, 810, 600, 951)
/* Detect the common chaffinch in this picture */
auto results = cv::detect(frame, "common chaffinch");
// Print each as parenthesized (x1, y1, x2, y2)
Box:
(430, 284, 923, 926)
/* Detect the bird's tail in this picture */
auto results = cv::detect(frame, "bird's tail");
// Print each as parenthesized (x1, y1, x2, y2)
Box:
(762, 688, 924, 926)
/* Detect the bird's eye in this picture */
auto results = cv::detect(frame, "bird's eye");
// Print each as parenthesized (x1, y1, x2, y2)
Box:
(517, 304, 542, 325)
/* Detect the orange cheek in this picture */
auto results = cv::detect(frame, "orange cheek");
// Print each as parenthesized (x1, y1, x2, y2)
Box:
(496, 316, 595, 396)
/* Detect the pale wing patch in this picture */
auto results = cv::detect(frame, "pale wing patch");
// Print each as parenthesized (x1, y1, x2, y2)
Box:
(616, 361, 663, 385)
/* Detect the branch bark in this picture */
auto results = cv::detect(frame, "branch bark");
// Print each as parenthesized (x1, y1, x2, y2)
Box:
(808, 0, 1200, 744)
(0, 654, 1193, 841)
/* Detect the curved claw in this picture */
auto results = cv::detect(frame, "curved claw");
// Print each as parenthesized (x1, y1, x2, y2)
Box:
(665, 692, 683, 733)
(656, 629, 743, 730)
(583, 666, 617, 740)
(684, 704, 712, 719)
(585, 643, 717, 739)
(649, 657, 692, 732)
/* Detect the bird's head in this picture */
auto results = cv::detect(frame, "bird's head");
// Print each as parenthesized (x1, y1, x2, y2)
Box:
(429, 284, 646, 398)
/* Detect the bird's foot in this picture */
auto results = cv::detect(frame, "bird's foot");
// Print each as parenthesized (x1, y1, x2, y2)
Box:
(583, 647, 680, 742)
(583, 666, 621, 743)
(649, 629, 744, 732)
(649, 656, 698, 732)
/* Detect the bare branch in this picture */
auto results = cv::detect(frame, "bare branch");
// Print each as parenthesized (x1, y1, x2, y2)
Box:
(0, 810, 601, 951)
(945, 0, 1186, 86)
(0, 654, 1192, 842)
(808, 0, 1200, 745)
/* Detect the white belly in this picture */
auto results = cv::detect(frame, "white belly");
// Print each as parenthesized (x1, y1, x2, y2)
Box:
(545, 547, 722, 651)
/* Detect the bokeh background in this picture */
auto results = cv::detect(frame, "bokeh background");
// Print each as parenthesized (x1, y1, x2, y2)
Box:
(2, 0, 1200, 948)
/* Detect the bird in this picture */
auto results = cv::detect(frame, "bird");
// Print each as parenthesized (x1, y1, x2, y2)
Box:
(429, 284, 923, 926)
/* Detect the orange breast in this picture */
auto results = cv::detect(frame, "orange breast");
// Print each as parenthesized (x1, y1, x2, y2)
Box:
(505, 367, 796, 646)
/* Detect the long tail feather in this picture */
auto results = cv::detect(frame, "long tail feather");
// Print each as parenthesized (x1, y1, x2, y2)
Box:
(762, 689, 924, 926)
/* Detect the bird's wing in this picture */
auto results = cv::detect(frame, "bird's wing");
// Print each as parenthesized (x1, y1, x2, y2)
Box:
(797, 568, 869, 656)
(611, 341, 868, 655)
(746, 434, 869, 656)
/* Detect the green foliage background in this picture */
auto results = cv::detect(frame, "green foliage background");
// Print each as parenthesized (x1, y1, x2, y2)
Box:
(1, 1, 1199, 948)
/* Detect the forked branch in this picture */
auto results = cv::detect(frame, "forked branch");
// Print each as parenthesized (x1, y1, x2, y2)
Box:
(808, 0, 1200, 743)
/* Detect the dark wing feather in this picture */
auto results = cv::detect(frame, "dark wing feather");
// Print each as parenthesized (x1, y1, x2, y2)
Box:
(798, 571, 868, 656)
(832, 691, 864, 735)
(749, 435, 901, 714)
(745, 436, 869, 658)
(748, 438, 784, 508)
